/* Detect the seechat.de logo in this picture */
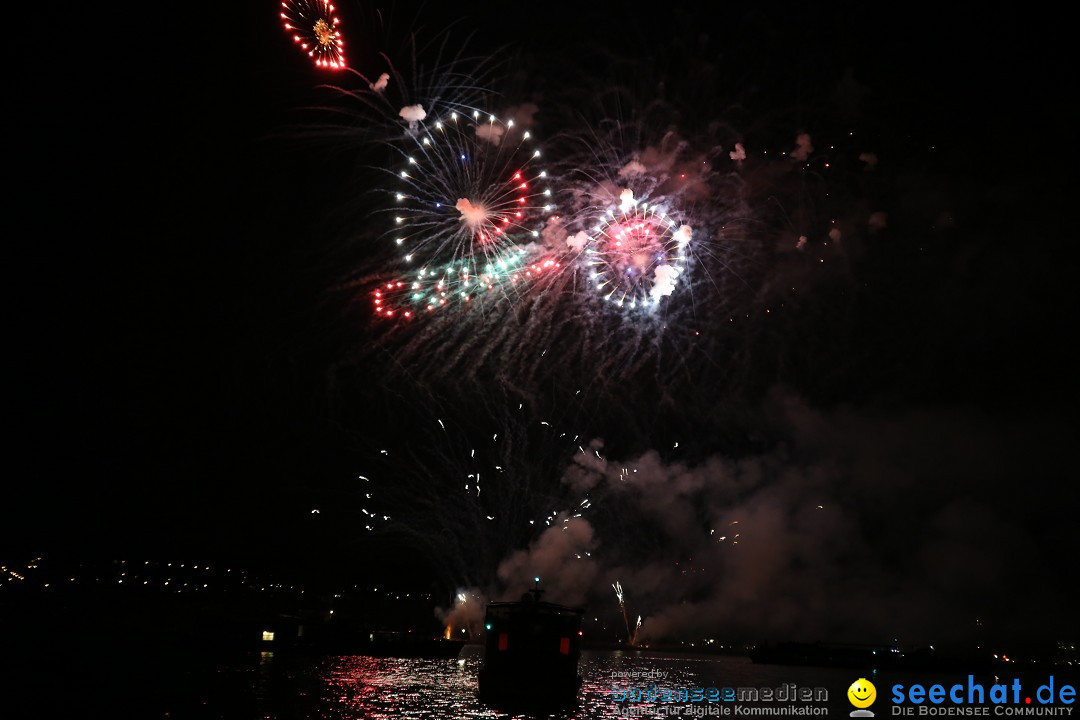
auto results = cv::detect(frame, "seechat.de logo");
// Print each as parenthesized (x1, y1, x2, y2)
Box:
(850, 678, 878, 717)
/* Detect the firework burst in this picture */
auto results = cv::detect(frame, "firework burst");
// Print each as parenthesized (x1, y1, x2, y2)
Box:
(584, 191, 693, 310)
(280, 1, 345, 70)
(372, 110, 557, 318)
(322, 20, 870, 466)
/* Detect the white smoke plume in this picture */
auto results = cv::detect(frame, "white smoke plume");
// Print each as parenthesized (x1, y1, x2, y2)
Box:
(370, 72, 389, 93)
(566, 231, 590, 253)
(506, 102, 539, 129)
(399, 104, 427, 131)
(540, 215, 567, 249)
(791, 133, 814, 162)
(456, 198, 489, 229)
(475, 122, 506, 145)
(673, 225, 692, 247)
(619, 159, 647, 178)
(650, 264, 681, 301)
(497, 516, 599, 606)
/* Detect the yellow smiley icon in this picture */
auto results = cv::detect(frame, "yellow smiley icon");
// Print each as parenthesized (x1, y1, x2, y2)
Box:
(848, 678, 877, 708)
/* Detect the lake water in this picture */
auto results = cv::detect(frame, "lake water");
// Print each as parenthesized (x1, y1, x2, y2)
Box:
(7, 639, 1075, 719)
(134, 646, 1051, 720)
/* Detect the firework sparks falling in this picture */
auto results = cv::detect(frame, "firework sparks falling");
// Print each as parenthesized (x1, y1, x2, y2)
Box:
(339, 391, 594, 592)
(370, 252, 563, 319)
(280, 1, 345, 69)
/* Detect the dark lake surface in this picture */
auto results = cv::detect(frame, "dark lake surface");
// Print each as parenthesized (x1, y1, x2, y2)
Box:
(9, 641, 1074, 719)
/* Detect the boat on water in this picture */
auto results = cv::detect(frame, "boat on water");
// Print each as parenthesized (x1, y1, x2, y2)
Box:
(478, 581, 584, 712)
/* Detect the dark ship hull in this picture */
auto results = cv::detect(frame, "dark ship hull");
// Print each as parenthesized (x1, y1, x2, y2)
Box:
(478, 586, 584, 713)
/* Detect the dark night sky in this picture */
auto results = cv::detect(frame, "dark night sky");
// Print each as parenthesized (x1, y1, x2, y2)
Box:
(6, 1, 1077, 641)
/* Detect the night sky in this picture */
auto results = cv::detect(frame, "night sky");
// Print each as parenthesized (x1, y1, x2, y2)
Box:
(7, 1, 1077, 646)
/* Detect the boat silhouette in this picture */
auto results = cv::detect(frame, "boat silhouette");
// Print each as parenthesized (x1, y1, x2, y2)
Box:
(478, 581, 584, 712)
